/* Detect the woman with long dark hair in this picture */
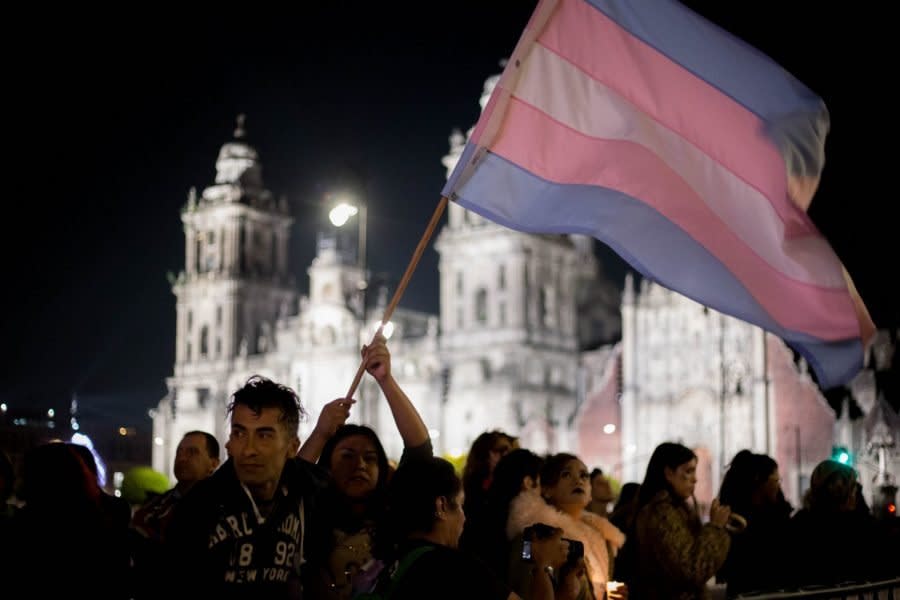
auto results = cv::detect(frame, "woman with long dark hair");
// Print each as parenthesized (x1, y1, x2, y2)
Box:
(471, 448, 546, 579)
(460, 429, 518, 553)
(608, 482, 641, 585)
(302, 335, 433, 599)
(632, 442, 731, 599)
(716, 450, 792, 597)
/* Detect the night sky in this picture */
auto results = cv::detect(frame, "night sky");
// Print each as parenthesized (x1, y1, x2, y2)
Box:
(4, 2, 896, 438)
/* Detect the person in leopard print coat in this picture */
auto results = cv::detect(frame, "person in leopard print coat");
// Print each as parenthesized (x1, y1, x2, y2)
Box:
(632, 443, 731, 600)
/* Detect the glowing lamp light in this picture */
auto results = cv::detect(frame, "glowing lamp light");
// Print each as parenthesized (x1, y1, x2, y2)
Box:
(888, 503, 896, 514)
(329, 203, 358, 227)
(119, 427, 128, 436)
(836, 451, 850, 465)
(375, 321, 395, 339)
(603, 423, 617, 434)
(154, 436, 164, 446)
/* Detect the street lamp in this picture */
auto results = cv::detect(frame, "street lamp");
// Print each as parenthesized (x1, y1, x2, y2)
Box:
(328, 195, 397, 429)
(328, 199, 368, 317)
(329, 195, 373, 423)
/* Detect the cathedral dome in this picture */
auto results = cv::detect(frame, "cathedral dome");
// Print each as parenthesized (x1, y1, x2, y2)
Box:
(214, 114, 262, 188)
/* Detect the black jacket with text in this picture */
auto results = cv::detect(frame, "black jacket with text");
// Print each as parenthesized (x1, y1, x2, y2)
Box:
(165, 457, 328, 599)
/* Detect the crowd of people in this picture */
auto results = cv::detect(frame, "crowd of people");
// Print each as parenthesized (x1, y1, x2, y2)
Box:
(1, 335, 897, 599)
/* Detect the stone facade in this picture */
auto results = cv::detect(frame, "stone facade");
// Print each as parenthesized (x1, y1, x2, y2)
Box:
(153, 102, 620, 478)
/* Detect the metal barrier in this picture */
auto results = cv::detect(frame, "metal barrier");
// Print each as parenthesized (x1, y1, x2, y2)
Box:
(735, 578, 900, 600)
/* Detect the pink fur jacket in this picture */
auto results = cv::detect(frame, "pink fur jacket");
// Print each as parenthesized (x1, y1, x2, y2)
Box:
(507, 491, 626, 591)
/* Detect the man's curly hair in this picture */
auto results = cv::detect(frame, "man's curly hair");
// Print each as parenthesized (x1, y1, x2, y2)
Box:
(227, 375, 306, 436)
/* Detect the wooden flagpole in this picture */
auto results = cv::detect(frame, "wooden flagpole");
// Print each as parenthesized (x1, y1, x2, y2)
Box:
(344, 195, 449, 400)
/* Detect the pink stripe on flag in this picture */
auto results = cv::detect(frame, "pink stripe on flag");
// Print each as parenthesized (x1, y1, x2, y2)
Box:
(491, 98, 859, 340)
(537, 0, 815, 237)
(510, 44, 844, 289)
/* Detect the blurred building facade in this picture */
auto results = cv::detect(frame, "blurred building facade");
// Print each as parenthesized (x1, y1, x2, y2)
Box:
(152, 85, 621, 477)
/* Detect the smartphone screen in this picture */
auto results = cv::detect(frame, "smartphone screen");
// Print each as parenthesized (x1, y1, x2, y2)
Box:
(521, 539, 533, 561)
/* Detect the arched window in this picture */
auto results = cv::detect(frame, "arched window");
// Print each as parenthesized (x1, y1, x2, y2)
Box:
(540, 285, 556, 327)
(475, 288, 488, 324)
(538, 287, 547, 327)
(318, 325, 336, 346)
(197, 387, 210, 409)
(220, 227, 225, 271)
(205, 230, 216, 271)
(195, 236, 203, 273)
(256, 322, 268, 353)
(238, 220, 247, 274)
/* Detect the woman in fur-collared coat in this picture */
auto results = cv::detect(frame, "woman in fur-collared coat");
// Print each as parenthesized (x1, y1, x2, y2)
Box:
(507, 453, 626, 599)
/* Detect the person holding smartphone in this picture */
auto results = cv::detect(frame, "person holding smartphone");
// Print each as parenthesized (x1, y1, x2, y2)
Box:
(508, 453, 627, 600)
(515, 523, 581, 600)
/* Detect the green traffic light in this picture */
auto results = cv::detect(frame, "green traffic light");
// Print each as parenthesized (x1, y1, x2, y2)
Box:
(830, 446, 853, 466)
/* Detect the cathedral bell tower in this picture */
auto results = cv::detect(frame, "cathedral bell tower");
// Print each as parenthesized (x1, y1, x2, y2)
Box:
(153, 116, 296, 477)
(173, 115, 295, 370)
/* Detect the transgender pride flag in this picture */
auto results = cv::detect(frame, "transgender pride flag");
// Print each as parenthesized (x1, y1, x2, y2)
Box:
(443, 0, 874, 389)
